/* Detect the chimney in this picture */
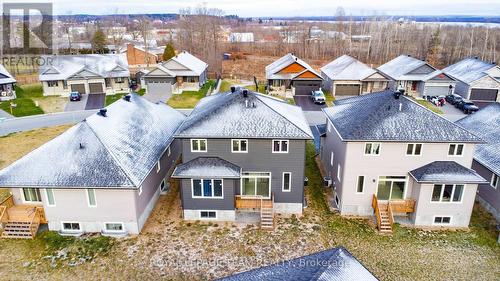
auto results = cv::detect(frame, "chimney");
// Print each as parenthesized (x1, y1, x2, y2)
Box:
(230, 86, 236, 93)
(98, 108, 107, 117)
(123, 94, 131, 102)
(79, 143, 84, 149)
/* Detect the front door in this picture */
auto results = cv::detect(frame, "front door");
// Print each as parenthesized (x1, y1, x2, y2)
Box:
(377, 176, 407, 201)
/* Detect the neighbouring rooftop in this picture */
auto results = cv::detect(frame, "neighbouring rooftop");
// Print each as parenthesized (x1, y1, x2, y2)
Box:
(172, 157, 241, 179)
(377, 54, 433, 80)
(0, 64, 16, 84)
(410, 161, 486, 184)
(265, 53, 320, 80)
(320, 54, 377, 80)
(443, 57, 498, 84)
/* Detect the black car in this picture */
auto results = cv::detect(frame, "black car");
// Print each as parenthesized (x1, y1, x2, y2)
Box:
(446, 94, 463, 105)
(69, 91, 82, 101)
(457, 100, 479, 114)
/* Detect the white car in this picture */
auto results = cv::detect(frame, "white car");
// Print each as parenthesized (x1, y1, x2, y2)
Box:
(310, 90, 326, 104)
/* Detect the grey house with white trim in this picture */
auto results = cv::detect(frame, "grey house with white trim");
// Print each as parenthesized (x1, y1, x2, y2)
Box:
(319, 91, 485, 232)
(377, 55, 456, 98)
(443, 57, 500, 105)
(457, 103, 500, 222)
(0, 94, 185, 237)
(172, 88, 313, 228)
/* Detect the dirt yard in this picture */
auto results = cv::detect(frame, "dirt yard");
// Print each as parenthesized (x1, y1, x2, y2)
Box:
(0, 129, 499, 280)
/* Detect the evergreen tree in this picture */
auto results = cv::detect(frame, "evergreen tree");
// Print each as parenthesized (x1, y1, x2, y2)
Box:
(91, 29, 106, 54)
(162, 43, 176, 61)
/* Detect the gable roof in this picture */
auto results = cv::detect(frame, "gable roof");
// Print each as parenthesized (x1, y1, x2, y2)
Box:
(172, 157, 241, 179)
(265, 53, 321, 80)
(39, 54, 130, 81)
(323, 91, 482, 142)
(217, 247, 378, 281)
(443, 57, 499, 84)
(409, 161, 486, 184)
(168, 51, 208, 75)
(175, 89, 313, 139)
(0, 94, 185, 188)
(377, 55, 435, 80)
(0, 64, 16, 84)
(456, 103, 500, 175)
(320, 55, 379, 80)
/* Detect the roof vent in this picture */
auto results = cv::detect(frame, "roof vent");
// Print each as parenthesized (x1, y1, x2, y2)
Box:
(230, 86, 236, 93)
(79, 142, 85, 149)
(252, 102, 256, 108)
(399, 102, 403, 111)
(242, 89, 248, 97)
(98, 108, 107, 117)
(123, 94, 131, 102)
(407, 54, 411, 57)
(394, 91, 401, 99)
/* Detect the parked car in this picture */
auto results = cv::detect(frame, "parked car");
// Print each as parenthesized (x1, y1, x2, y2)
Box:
(69, 92, 82, 101)
(446, 94, 463, 106)
(457, 100, 479, 114)
(311, 90, 326, 104)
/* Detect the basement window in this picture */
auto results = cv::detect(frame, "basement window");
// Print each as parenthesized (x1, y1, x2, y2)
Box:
(62, 222, 81, 232)
(200, 211, 216, 219)
(433, 216, 451, 225)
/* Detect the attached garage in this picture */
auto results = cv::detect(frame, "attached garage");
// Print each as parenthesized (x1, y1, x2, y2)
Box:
(335, 84, 360, 96)
(146, 81, 173, 96)
(425, 85, 450, 96)
(293, 80, 321, 95)
(70, 84, 86, 94)
(470, 88, 498, 102)
(89, 82, 104, 94)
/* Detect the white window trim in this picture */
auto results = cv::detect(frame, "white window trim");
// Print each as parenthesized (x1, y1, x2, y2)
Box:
(231, 139, 248, 153)
(375, 176, 408, 201)
(356, 175, 365, 194)
(282, 172, 292, 192)
(21, 188, 42, 203)
(491, 174, 499, 189)
(156, 161, 161, 173)
(364, 142, 381, 156)
(272, 140, 289, 153)
(103, 222, 126, 233)
(45, 189, 56, 207)
(337, 164, 342, 181)
(61, 221, 82, 233)
(430, 184, 465, 204)
(432, 216, 452, 225)
(190, 139, 208, 153)
(199, 210, 217, 220)
(405, 143, 423, 156)
(330, 151, 334, 166)
(138, 185, 143, 196)
(448, 143, 465, 157)
(191, 179, 224, 199)
(240, 172, 272, 199)
(86, 189, 97, 207)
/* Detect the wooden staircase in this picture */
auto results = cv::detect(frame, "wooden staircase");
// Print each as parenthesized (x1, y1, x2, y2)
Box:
(260, 194, 275, 230)
(372, 195, 394, 234)
(0, 195, 44, 239)
(1, 222, 33, 239)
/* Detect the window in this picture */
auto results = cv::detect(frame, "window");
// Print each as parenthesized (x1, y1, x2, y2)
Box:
(62, 222, 81, 232)
(156, 161, 161, 173)
(191, 139, 207, 152)
(272, 140, 289, 153)
(337, 164, 341, 181)
(115, 77, 124, 83)
(87, 189, 97, 207)
(160, 179, 168, 192)
(282, 172, 291, 192)
(434, 216, 451, 225)
(406, 143, 422, 156)
(356, 176, 365, 193)
(200, 211, 216, 219)
(22, 188, 42, 202)
(138, 186, 143, 196)
(192, 179, 223, 198)
(431, 184, 464, 203)
(232, 139, 248, 153)
(63, 80, 68, 89)
(330, 151, 334, 166)
(448, 144, 465, 156)
(364, 143, 381, 155)
(241, 172, 271, 198)
(47, 80, 59, 87)
(45, 189, 56, 206)
(377, 176, 407, 200)
(491, 174, 499, 189)
(104, 223, 124, 232)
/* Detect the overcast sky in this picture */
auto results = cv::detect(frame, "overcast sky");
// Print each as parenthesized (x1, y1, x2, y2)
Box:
(48, 0, 500, 17)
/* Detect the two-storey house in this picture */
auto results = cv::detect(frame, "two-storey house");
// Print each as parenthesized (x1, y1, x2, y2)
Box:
(172, 88, 313, 229)
(319, 91, 485, 232)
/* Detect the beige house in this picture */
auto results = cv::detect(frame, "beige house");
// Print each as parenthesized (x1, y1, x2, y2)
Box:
(319, 91, 485, 233)
(39, 54, 131, 97)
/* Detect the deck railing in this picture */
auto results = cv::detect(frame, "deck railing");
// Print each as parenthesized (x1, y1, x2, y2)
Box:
(235, 195, 273, 209)
(372, 195, 382, 230)
(29, 208, 41, 239)
(389, 199, 416, 213)
(387, 203, 394, 231)
(0, 195, 14, 209)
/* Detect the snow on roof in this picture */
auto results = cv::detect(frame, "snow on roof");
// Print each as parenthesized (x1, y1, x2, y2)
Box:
(409, 161, 486, 184)
(172, 157, 241, 178)
(377, 55, 428, 80)
(0, 94, 186, 188)
(169, 51, 208, 76)
(217, 247, 378, 281)
(456, 103, 500, 175)
(0, 64, 16, 84)
(443, 57, 498, 84)
(320, 55, 377, 80)
(265, 53, 320, 80)
(176, 89, 313, 139)
(323, 91, 482, 142)
(39, 54, 130, 81)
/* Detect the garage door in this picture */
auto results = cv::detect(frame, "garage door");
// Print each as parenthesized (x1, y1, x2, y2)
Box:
(470, 88, 498, 101)
(89, 83, 104, 94)
(146, 81, 172, 96)
(293, 81, 321, 95)
(70, 84, 86, 94)
(425, 85, 450, 96)
(335, 84, 360, 96)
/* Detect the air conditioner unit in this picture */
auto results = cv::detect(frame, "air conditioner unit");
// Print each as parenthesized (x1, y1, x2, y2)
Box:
(324, 177, 332, 187)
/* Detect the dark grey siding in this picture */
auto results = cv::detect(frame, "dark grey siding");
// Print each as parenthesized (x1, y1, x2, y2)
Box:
(181, 178, 236, 210)
(181, 138, 306, 205)
(472, 160, 500, 214)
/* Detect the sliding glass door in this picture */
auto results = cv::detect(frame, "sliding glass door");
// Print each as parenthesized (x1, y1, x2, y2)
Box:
(377, 176, 407, 201)
(241, 172, 271, 198)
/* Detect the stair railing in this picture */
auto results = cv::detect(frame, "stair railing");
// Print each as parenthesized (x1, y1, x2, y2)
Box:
(29, 208, 41, 239)
(372, 194, 381, 230)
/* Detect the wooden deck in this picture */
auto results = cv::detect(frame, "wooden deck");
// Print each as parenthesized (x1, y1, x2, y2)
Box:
(0, 195, 46, 239)
(235, 195, 275, 230)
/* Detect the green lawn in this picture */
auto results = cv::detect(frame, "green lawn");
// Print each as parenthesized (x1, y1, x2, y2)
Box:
(0, 84, 44, 117)
(219, 80, 232, 93)
(415, 99, 444, 114)
(323, 90, 335, 106)
(245, 83, 266, 94)
(167, 80, 216, 108)
(105, 89, 146, 106)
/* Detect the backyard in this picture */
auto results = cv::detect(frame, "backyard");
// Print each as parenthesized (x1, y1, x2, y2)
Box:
(167, 80, 216, 108)
(0, 84, 67, 117)
(0, 129, 499, 280)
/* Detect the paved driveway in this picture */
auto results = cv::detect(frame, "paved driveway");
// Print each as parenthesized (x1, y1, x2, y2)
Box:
(85, 94, 105, 110)
(294, 95, 326, 111)
(441, 103, 466, 122)
(64, 94, 88, 112)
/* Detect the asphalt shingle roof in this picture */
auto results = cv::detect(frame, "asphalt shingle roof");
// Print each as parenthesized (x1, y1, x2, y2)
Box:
(377, 55, 431, 80)
(265, 53, 320, 80)
(0, 64, 16, 84)
(409, 161, 486, 183)
(0, 94, 185, 188)
(323, 91, 482, 142)
(456, 103, 500, 175)
(443, 57, 498, 84)
(320, 55, 377, 80)
(217, 247, 378, 281)
(176, 89, 313, 139)
(172, 157, 241, 178)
